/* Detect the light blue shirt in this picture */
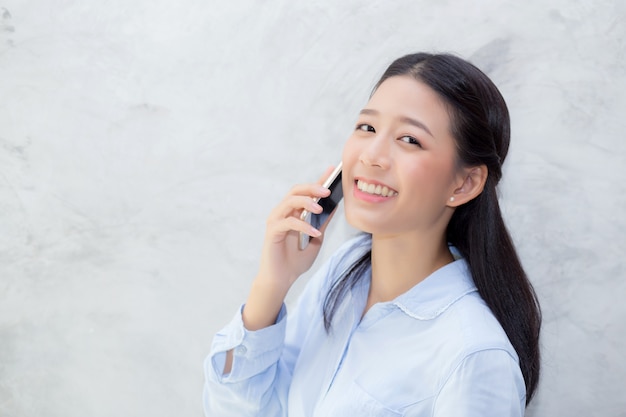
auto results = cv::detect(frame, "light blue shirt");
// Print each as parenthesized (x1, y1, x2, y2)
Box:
(204, 234, 526, 416)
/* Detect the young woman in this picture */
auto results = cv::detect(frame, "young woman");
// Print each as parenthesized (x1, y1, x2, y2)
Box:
(203, 52, 541, 417)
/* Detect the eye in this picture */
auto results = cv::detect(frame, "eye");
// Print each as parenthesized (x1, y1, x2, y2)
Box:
(399, 135, 422, 148)
(356, 123, 375, 133)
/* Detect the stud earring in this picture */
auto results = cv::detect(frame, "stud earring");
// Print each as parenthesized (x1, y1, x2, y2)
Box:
(449, 196, 455, 202)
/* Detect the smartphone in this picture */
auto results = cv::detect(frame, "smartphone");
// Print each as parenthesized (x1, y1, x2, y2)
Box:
(298, 162, 343, 250)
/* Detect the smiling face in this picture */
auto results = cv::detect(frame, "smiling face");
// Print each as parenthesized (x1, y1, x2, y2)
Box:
(342, 75, 465, 239)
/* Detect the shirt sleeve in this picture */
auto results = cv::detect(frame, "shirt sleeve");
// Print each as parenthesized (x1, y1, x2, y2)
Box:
(203, 304, 291, 417)
(203, 294, 323, 417)
(431, 349, 526, 417)
(202, 234, 370, 417)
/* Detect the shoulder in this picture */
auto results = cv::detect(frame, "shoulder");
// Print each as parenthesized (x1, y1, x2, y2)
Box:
(424, 259, 518, 359)
(406, 260, 520, 375)
(433, 345, 526, 415)
(433, 287, 526, 410)
(449, 291, 517, 356)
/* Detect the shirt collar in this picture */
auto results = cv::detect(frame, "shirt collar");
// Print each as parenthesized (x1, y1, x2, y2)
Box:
(338, 235, 478, 321)
(391, 258, 477, 320)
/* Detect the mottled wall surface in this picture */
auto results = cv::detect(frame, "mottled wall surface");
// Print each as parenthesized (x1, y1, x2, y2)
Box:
(0, 1, 624, 416)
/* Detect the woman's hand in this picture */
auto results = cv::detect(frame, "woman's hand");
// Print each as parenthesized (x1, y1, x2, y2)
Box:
(242, 167, 336, 331)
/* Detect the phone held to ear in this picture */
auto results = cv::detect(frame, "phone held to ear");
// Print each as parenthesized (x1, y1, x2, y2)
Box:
(299, 162, 343, 250)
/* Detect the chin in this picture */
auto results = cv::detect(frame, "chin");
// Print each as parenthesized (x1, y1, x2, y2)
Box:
(344, 208, 385, 235)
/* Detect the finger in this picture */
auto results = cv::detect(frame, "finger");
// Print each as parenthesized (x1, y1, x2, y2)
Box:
(269, 195, 323, 220)
(301, 207, 337, 250)
(287, 182, 331, 198)
(282, 166, 337, 199)
(270, 216, 322, 239)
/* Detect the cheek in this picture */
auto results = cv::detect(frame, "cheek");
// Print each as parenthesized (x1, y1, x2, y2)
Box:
(404, 155, 457, 194)
(341, 135, 360, 167)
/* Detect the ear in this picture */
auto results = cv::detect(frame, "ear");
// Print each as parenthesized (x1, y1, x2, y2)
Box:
(447, 165, 488, 207)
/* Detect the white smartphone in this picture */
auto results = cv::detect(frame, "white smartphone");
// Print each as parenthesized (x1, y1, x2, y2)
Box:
(298, 162, 343, 250)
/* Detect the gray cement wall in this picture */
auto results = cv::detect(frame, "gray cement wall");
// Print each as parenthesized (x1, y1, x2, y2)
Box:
(1, 1, 624, 416)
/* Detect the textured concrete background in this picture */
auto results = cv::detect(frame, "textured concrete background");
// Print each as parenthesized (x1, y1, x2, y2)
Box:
(0, 1, 624, 416)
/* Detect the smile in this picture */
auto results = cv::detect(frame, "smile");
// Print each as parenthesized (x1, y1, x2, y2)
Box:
(356, 179, 398, 197)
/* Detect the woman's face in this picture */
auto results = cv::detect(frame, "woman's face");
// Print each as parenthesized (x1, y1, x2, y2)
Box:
(342, 75, 463, 238)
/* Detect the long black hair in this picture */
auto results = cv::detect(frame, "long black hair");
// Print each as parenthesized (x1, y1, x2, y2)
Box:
(322, 53, 541, 404)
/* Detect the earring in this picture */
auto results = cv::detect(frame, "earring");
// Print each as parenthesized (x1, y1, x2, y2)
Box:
(449, 196, 455, 202)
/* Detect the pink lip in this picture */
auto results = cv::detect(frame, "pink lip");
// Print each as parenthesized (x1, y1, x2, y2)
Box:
(352, 177, 397, 203)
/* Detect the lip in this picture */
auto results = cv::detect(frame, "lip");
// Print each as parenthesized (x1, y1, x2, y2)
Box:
(352, 176, 398, 203)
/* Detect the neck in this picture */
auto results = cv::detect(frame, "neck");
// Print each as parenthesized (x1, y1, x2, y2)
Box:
(365, 231, 453, 312)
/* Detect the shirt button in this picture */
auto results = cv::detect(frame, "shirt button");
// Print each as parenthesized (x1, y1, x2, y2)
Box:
(235, 345, 247, 355)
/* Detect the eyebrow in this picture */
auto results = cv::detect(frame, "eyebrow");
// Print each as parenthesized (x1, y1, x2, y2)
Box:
(359, 108, 434, 138)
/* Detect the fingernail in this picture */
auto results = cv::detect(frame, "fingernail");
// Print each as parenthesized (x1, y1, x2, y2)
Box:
(311, 202, 323, 212)
(310, 227, 322, 237)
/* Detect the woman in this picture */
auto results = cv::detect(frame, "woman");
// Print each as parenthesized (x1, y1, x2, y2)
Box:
(203, 52, 541, 416)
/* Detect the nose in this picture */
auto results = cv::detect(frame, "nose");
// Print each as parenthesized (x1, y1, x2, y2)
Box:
(359, 134, 390, 169)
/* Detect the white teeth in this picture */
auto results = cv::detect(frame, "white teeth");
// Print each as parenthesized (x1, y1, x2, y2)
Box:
(356, 180, 397, 197)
